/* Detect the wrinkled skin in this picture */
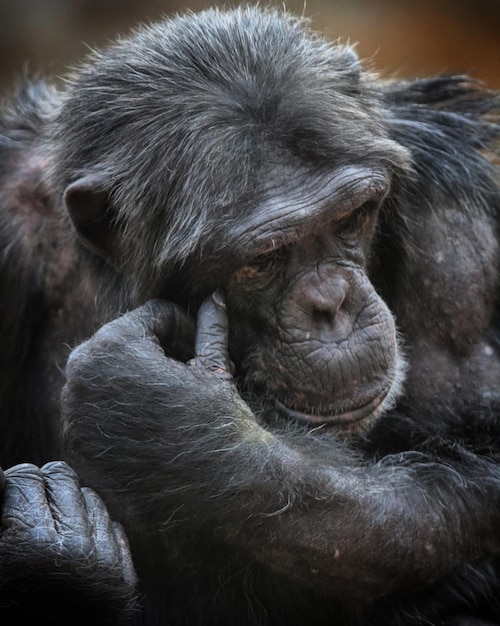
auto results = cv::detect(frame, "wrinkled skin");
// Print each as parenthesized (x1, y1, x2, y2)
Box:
(226, 201, 404, 431)
(0, 462, 137, 623)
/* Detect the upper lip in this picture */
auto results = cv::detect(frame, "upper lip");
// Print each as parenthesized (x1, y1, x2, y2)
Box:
(274, 390, 388, 426)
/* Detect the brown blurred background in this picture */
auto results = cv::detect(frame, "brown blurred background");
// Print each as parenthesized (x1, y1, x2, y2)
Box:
(0, 0, 498, 90)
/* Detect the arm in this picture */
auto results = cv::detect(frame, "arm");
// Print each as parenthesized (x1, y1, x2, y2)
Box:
(61, 296, 500, 600)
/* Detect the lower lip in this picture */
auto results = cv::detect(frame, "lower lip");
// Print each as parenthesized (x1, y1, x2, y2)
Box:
(274, 392, 387, 426)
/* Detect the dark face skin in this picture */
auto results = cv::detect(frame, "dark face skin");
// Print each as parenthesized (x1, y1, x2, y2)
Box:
(224, 173, 402, 432)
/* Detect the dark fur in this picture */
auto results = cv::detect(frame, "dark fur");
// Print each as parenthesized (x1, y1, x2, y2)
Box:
(0, 6, 499, 625)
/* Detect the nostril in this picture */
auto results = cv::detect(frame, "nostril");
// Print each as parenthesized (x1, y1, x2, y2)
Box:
(299, 274, 350, 327)
(312, 308, 336, 326)
(310, 292, 345, 326)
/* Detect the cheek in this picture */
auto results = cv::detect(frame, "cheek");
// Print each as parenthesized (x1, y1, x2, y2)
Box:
(268, 289, 398, 401)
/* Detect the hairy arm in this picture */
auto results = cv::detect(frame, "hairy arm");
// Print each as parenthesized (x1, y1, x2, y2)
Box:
(61, 296, 500, 600)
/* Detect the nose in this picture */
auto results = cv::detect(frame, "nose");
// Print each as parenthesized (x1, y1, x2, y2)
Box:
(305, 275, 350, 326)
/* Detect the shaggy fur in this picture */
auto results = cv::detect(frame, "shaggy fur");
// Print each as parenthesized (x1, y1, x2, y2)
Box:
(0, 6, 499, 625)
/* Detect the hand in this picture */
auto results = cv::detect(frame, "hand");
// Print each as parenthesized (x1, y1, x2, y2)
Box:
(63, 293, 252, 436)
(0, 461, 137, 622)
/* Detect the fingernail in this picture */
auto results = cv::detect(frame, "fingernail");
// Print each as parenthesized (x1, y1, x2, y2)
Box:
(212, 289, 226, 308)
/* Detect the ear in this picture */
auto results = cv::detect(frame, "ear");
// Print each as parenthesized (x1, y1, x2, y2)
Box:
(63, 175, 119, 262)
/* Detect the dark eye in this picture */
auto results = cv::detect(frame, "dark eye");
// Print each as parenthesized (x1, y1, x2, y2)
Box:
(248, 247, 286, 272)
(335, 200, 377, 235)
(232, 246, 287, 284)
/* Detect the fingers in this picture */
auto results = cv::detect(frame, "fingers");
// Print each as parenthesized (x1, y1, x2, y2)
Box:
(1, 461, 136, 587)
(82, 488, 137, 588)
(42, 462, 93, 548)
(68, 294, 230, 379)
(131, 299, 196, 354)
(193, 290, 233, 379)
(2, 463, 58, 536)
(1, 462, 93, 551)
(70, 299, 196, 365)
(111, 522, 138, 588)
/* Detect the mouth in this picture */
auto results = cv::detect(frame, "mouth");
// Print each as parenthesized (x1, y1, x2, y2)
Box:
(274, 389, 389, 428)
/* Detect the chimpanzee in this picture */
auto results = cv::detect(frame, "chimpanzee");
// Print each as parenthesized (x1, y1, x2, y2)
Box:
(0, 5, 499, 625)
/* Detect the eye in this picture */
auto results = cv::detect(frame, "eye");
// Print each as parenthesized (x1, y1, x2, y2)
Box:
(335, 200, 378, 235)
(248, 247, 286, 272)
(232, 246, 288, 284)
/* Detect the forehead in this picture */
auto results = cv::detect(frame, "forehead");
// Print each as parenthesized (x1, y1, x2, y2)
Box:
(68, 7, 385, 181)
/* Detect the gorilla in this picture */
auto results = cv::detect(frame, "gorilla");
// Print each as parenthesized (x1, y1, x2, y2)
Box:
(0, 6, 499, 625)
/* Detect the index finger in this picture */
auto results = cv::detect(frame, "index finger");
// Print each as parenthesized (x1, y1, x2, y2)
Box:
(91, 299, 196, 360)
(193, 290, 233, 378)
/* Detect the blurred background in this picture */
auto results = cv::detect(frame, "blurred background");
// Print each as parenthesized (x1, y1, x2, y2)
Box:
(0, 0, 498, 90)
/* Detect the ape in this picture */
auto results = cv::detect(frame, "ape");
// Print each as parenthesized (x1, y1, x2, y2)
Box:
(0, 5, 499, 625)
